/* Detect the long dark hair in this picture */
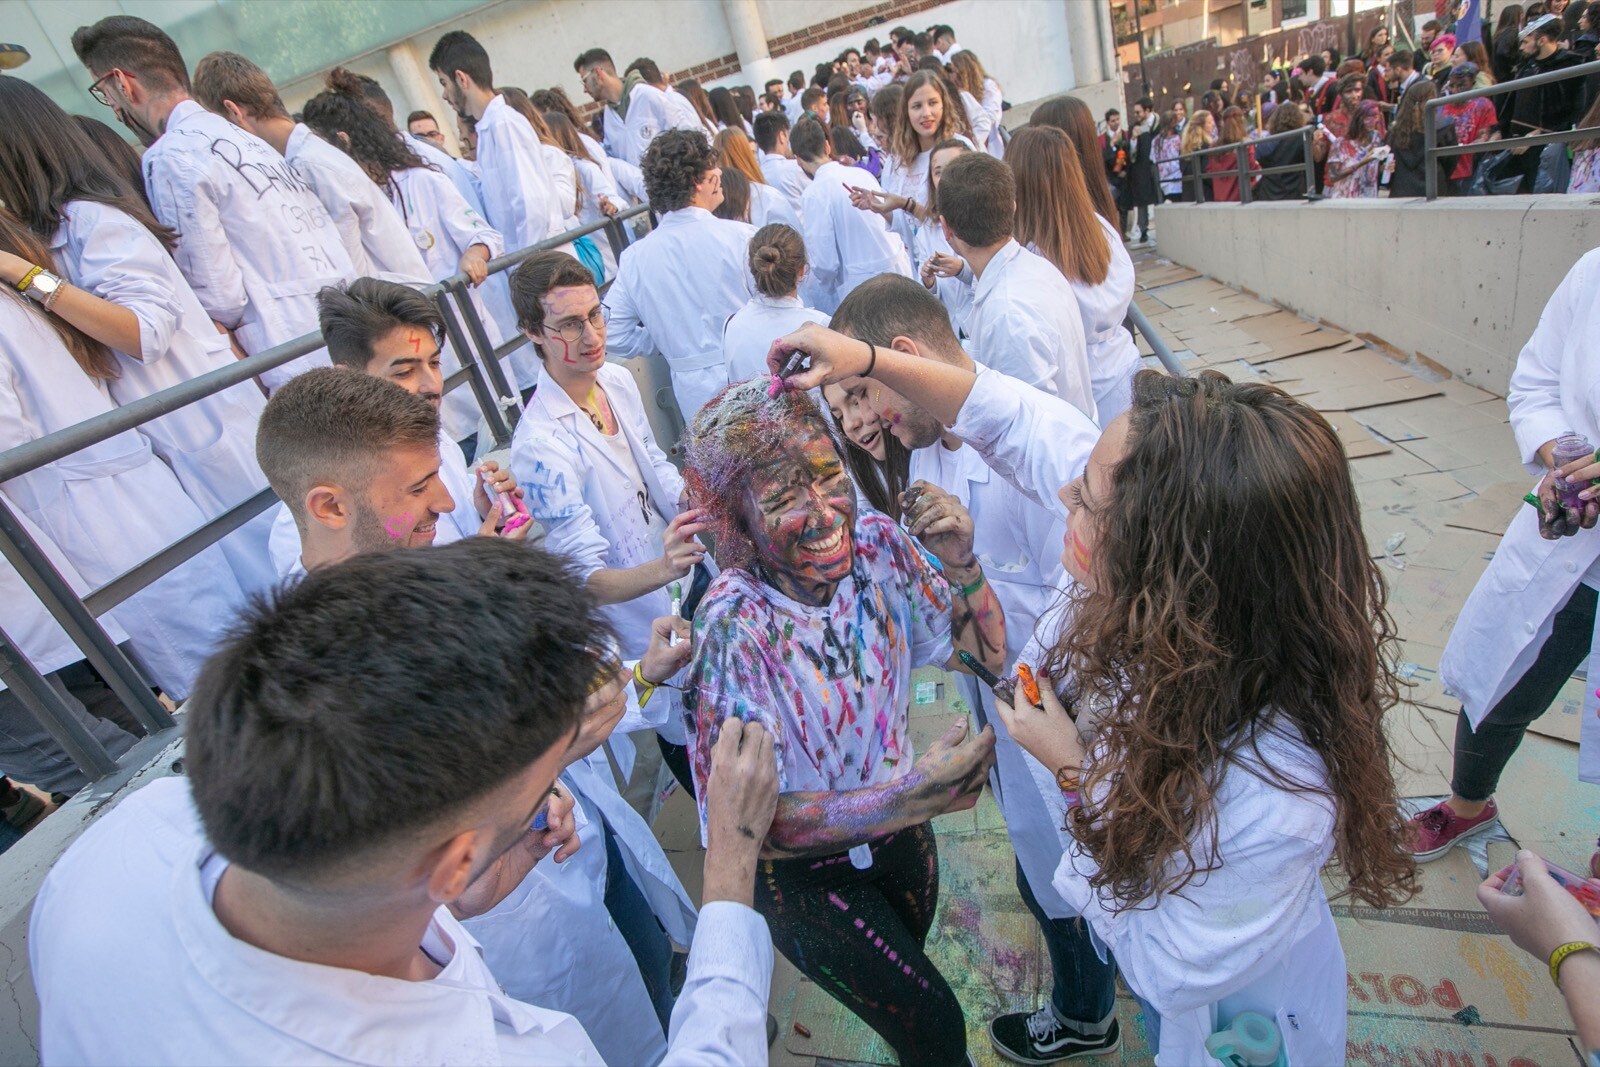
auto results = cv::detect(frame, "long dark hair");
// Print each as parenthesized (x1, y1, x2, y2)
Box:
(708, 86, 743, 129)
(72, 115, 150, 211)
(1027, 94, 1119, 226)
(1043, 370, 1417, 913)
(301, 68, 429, 194)
(0, 210, 121, 380)
(531, 87, 588, 133)
(1388, 80, 1439, 149)
(0, 76, 174, 251)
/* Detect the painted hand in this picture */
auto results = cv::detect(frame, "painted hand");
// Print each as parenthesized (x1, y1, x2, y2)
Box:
(706, 718, 779, 853)
(901, 480, 976, 571)
(992, 675, 1080, 775)
(661, 508, 709, 577)
(640, 615, 692, 685)
(1478, 851, 1600, 963)
(911, 717, 995, 817)
(1537, 464, 1598, 539)
(766, 324, 872, 392)
(474, 461, 521, 518)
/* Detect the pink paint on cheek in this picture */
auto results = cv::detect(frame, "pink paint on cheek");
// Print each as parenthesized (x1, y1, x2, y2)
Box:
(1069, 528, 1092, 571)
(385, 513, 414, 539)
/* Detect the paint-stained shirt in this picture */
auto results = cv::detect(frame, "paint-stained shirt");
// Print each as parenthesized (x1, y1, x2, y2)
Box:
(685, 512, 953, 826)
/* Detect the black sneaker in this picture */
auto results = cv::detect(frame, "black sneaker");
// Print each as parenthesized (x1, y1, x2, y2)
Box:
(989, 1008, 1121, 1064)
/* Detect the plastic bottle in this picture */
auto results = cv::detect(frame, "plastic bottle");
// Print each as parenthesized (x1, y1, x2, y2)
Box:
(1204, 1011, 1286, 1067)
(1552, 433, 1595, 512)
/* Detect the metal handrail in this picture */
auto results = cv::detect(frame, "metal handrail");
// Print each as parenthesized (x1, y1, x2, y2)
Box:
(0, 203, 653, 784)
(1172, 125, 1319, 204)
(1422, 57, 1600, 199)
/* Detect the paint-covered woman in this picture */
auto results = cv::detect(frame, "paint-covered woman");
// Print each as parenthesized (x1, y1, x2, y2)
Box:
(680, 378, 1005, 1067)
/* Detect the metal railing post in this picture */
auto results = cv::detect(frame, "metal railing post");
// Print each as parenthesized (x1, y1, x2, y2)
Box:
(1424, 102, 1440, 201)
(1236, 144, 1252, 204)
(1127, 304, 1186, 378)
(0, 626, 118, 780)
(435, 291, 513, 447)
(0, 498, 172, 735)
(448, 284, 520, 435)
(1191, 153, 1207, 203)
(1303, 126, 1318, 199)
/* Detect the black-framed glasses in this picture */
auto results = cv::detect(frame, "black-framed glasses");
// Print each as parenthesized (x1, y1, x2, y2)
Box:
(544, 304, 607, 344)
(87, 69, 121, 107)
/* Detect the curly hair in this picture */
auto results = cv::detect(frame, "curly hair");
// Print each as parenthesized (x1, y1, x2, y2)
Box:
(641, 128, 717, 213)
(301, 69, 429, 192)
(683, 379, 845, 571)
(1042, 370, 1418, 913)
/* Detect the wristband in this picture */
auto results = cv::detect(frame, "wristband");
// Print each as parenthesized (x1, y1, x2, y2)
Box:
(14, 265, 42, 294)
(863, 341, 877, 379)
(1551, 941, 1599, 988)
(957, 572, 986, 598)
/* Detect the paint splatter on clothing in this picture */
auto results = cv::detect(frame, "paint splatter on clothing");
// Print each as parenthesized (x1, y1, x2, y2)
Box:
(754, 822, 967, 1066)
(686, 512, 953, 822)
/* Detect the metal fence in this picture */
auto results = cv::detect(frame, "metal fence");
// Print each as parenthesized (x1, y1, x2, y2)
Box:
(1423, 57, 1600, 201)
(0, 202, 1186, 786)
(1174, 125, 1319, 205)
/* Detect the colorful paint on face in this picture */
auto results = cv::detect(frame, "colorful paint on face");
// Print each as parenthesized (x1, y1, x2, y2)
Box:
(385, 513, 415, 539)
(741, 430, 858, 603)
(367, 326, 444, 409)
(863, 380, 941, 451)
(348, 442, 456, 554)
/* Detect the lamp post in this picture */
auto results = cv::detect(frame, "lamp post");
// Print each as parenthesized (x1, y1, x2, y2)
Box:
(1132, 0, 1151, 97)
(1347, 0, 1358, 58)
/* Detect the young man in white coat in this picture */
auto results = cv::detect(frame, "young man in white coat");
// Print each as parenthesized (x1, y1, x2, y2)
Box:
(70, 15, 357, 393)
(826, 278, 1124, 1063)
(263, 281, 521, 581)
(31, 535, 781, 1066)
(1426, 249, 1600, 874)
(790, 118, 912, 314)
(429, 32, 564, 256)
(937, 152, 1098, 422)
(752, 110, 811, 219)
(575, 48, 705, 167)
(192, 52, 434, 288)
(604, 129, 755, 424)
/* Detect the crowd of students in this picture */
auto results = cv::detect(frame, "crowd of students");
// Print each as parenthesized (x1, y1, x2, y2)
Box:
(2, 10, 1599, 1067)
(1128, 4, 1600, 205)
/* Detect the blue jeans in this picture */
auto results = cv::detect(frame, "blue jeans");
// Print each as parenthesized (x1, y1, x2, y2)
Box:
(1015, 860, 1118, 1035)
(600, 815, 676, 1035)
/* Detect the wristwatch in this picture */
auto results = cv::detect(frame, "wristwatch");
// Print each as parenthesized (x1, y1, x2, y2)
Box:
(16, 267, 63, 305)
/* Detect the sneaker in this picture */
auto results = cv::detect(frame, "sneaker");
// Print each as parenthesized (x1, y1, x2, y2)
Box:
(1407, 798, 1500, 862)
(989, 1008, 1121, 1064)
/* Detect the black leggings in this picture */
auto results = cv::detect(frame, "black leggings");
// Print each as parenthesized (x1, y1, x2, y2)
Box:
(1452, 582, 1597, 801)
(753, 821, 966, 1066)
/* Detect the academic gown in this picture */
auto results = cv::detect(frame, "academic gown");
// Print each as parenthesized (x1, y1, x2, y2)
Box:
(798, 161, 912, 315)
(722, 293, 830, 384)
(51, 200, 276, 595)
(968, 240, 1097, 422)
(0, 297, 244, 699)
(142, 100, 356, 392)
(604, 207, 755, 423)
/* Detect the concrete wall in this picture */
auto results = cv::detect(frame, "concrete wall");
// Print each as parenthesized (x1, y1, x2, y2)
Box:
(1153, 196, 1600, 393)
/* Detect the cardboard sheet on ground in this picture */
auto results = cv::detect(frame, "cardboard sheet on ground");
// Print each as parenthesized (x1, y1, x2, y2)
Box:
(1304, 379, 1446, 413)
(1350, 448, 1439, 483)
(1145, 278, 1236, 309)
(1236, 309, 1322, 341)
(1443, 484, 1527, 536)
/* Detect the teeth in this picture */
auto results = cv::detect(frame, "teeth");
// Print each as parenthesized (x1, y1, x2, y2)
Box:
(805, 528, 844, 554)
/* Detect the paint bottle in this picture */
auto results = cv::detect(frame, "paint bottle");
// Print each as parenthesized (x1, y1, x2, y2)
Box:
(1203, 1011, 1285, 1067)
(1552, 433, 1595, 512)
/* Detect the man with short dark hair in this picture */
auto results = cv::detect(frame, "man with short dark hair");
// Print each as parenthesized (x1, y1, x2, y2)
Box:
(1503, 14, 1587, 188)
(573, 46, 702, 166)
(31, 534, 781, 1064)
(752, 110, 809, 215)
(931, 24, 962, 63)
(408, 109, 446, 145)
(70, 15, 356, 391)
(799, 85, 829, 125)
(783, 69, 806, 121)
(626, 56, 707, 134)
(790, 118, 911, 312)
(604, 130, 754, 422)
(937, 153, 1095, 416)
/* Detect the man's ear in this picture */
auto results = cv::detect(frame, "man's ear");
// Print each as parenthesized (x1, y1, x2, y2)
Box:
(890, 333, 922, 359)
(222, 99, 249, 127)
(424, 826, 491, 905)
(304, 484, 352, 532)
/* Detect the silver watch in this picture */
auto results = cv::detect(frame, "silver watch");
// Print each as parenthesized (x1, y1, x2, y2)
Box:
(20, 269, 62, 304)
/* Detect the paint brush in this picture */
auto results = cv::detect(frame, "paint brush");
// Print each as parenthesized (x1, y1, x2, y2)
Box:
(668, 580, 683, 646)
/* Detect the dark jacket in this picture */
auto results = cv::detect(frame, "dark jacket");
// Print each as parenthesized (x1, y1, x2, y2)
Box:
(1254, 135, 1308, 199)
(1491, 30, 1522, 86)
(1506, 49, 1588, 136)
(1387, 120, 1457, 197)
(1124, 119, 1162, 207)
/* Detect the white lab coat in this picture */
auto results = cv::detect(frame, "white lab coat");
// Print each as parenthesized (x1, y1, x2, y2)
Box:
(1442, 249, 1600, 783)
(602, 82, 703, 167)
(1053, 724, 1346, 1067)
(476, 93, 563, 252)
(390, 164, 511, 443)
(665, 88, 714, 141)
(757, 150, 809, 218)
(0, 296, 244, 699)
(748, 180, 801, 231)
(142, 100, 356, 392)
(980, 79, 1007, 157)
(50, 200, 276, 595)
(463, 776, 666, 1067)
(959, 90, 998, 158)
(266, 427, 484, 579)
(409, 132, 485, 218)
(1057, 217, 1141, 424)
(799, 161, 913, 314)
(969, 240, 1098, 422)
(285, 123, 432, 284)
(723, 293, 829, 383)
(605, 207, 755, 422)
(32, 776, 772, 1067)
(879, 137, 975, 254)
(911, 217, 974, 336)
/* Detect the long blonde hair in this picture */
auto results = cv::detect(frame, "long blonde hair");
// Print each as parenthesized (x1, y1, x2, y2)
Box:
(1181, 111, 1215, 154)
(891, 70, 970, 165)
(713, 128, 766, 186)
(1008, 126, 1111, 287)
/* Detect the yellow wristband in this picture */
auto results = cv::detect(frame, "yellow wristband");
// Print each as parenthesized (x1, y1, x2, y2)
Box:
(14, 265, 42, 294)
(1550, 941, 1598, 988)
(633, 660, 657, 707)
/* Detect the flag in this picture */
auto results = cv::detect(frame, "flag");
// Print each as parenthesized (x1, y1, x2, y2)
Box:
(1455, 0, 1484, 43)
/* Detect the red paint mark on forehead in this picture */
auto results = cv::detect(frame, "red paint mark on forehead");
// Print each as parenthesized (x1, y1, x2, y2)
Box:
(408, 330, 422, 354)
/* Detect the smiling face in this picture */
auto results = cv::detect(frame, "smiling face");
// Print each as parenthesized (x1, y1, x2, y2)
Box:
(907, 83, 944, 144)
(347, 441, 457, 554)
(852, 373, 942, 451)
(738, 427, 857, 601)
(1058, 413, 1129, 588)
(824, 381, 888, 461)
(365, 325, 444, 409)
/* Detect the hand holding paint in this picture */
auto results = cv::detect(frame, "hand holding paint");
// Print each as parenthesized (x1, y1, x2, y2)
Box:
(764, 323, 870, 393)
(990, 671, 1083, 780)
(1479, 851, 1600, 973)
(641, 614, 693, 683)
(668, 581, 684, 647)
(478, 463, 531, 535)
(661, 509, 709, 578)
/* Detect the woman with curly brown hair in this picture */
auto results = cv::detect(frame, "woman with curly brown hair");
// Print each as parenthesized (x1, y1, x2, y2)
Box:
(769, 328, 1419, 1067)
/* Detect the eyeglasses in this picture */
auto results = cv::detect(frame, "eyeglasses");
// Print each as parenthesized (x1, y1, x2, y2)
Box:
(87, 68, 122, 107)
(543, 304, 607, 344)
(420, 130, 446, 144)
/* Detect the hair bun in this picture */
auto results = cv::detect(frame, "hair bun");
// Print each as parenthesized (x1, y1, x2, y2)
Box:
(755, 245, 781, 265)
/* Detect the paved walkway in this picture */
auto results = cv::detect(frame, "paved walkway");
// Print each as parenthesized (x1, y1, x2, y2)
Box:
(646, 246, 1597, 1066)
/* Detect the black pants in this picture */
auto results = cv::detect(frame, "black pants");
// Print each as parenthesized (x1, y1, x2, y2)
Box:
(754, 822, 966, 1066)
(1452, 582, 1597, 801)
(656, 735, 696, 798)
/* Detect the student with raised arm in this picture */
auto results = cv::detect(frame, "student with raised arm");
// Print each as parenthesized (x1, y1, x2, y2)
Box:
(31, 537, 782, 1066)
(604, 130, 755, 423)
(771, 331, 1418, 1067)
(192, 52, 433, 287)
(70, 15, 357, 391)
(680, 377, 1004, 1067)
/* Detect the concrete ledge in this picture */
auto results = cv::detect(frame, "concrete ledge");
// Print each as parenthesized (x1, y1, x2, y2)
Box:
(1152, 196, 1600, 392)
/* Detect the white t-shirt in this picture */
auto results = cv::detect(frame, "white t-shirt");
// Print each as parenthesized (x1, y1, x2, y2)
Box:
(595, 421, 668, 560)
